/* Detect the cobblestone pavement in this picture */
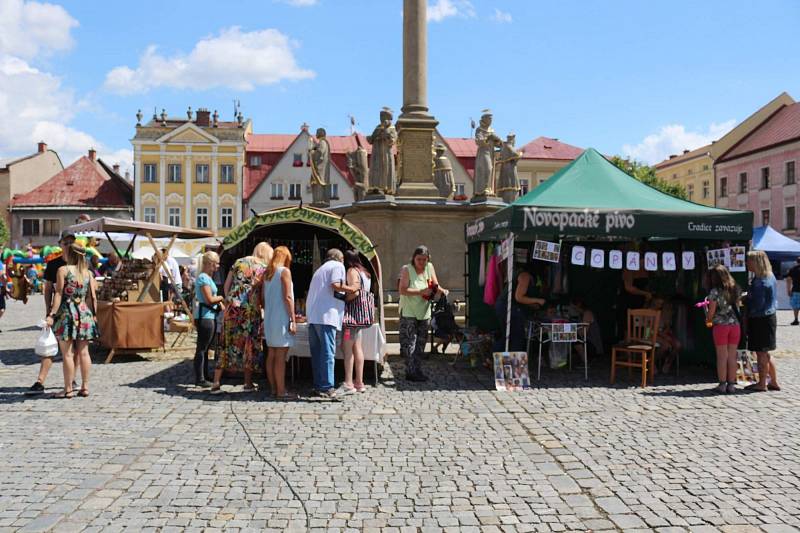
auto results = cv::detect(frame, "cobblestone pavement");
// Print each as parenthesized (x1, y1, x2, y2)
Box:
(1, 296, 800, 532)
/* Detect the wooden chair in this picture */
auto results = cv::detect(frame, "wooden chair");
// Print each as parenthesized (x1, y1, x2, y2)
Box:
(610, 309, 661, 388)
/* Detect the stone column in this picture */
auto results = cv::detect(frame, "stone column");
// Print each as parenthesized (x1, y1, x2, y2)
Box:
(396, 0, 440, 198)
(402, 0, 428, 118)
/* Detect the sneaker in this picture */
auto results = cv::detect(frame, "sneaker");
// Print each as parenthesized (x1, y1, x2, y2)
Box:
(354, 382, 367, 393)
(26, 381, 45, 395)
(196, 380, 213, 389)
(316, 389, 337, 399)
(335, 384, 356, 397)
(209, 385, 224, 394)
(726, 383, 737, 394)
(715, 382, 727, 394)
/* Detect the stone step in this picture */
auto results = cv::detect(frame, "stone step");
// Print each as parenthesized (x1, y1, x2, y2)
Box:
(383, 315, 466, 331)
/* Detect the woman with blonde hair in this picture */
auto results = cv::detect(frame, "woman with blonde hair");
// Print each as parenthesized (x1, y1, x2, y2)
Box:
(262, 246, 296, 399)
(46, 243, 98, 398)
(744, 250, 780, 392)
(212, 242, 273, 393)
(706, 265, 742, 394)
(196, 251, 225, 388)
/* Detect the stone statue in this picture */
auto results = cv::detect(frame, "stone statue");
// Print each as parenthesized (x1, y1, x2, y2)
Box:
(366, 107, 398, 195)
(433, 143, 455, 199)
(472, 109, 503, 201)
(347, 144, 369, 202)
(496, 133, 523, 203)
(309, 127, 330, 207)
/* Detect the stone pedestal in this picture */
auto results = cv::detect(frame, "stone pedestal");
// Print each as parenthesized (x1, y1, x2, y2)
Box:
(332, 199, 503, 294)
(395, 116, 440, 198)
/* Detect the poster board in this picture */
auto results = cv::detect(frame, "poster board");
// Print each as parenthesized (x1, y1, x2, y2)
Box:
(532, 240, 561, 263)
(493, 352, 531, 391)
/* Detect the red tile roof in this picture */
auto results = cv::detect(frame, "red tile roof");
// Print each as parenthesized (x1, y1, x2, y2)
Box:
(11, 156, 132, 208)
(519, 136, 583, 160)
(721, 103, 800, 161)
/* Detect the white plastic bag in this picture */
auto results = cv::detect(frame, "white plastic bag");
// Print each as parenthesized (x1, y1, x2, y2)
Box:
(34, 321, 58, 357)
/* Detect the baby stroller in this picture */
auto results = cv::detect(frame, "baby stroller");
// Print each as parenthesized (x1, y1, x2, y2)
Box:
(430, 294, 463, 355)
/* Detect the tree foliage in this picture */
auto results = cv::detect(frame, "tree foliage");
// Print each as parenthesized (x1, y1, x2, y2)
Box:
(610, 155, 688, 200)
(0, 217, 8, 248)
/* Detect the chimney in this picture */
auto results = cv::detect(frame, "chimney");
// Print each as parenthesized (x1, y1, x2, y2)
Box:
(113, 163, 120, 174)
(37, 141, 47, 153)
(88, 148, 97, 161)
(683, 149, 690, 154)
(196, 108, 211, 127)
(669, 154, 677, 159)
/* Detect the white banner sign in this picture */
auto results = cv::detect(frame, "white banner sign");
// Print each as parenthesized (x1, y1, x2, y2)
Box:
(571, 245, 586, 265)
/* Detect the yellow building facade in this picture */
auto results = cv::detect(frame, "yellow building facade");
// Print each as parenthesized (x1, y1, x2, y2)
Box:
(654, 146, 714, 205)
(132, 109, 250, 235)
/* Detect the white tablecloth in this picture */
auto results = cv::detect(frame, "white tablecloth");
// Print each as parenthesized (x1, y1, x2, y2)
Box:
(286, 323, 386, 363)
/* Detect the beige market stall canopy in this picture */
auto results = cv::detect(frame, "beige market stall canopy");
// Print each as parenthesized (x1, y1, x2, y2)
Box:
(67, 217, 214, 239)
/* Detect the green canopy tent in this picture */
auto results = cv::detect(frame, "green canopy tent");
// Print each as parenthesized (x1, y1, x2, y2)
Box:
(465, 148, 753, 362)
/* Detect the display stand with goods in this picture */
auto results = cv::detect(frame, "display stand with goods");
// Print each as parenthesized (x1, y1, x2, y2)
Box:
(68, 217, 214, 363)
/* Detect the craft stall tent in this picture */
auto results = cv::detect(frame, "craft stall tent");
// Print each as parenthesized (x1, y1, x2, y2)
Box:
(752, 225, 800, 262)
(465, 148, 754, 363)
(66, 217, 214, 363)
(221, 206, 387, 378)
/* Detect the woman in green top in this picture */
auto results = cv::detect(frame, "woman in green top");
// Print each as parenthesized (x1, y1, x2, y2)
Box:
(399, 246, 448, 382)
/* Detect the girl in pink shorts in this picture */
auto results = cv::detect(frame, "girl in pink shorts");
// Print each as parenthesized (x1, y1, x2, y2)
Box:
(706, 265, 742, 394)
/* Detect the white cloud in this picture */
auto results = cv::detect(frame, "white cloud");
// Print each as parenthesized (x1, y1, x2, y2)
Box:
(103, 27, 315, 95)
(275, 0, 318, 6)
(622, 120, 737, 165)
(0, 2, 131, 175)
(0, 0, 78, 59)
(491, 8, 512, 23)
(427, 0, 475, 22)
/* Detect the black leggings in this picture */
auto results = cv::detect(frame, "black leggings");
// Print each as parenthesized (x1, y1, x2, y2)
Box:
(194, 318, 215, 383)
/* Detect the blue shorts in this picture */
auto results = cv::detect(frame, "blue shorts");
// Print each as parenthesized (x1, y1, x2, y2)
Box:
(791, 292, 800, 310)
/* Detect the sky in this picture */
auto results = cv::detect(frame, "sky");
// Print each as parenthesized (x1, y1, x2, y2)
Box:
(1, 0, 799, 174)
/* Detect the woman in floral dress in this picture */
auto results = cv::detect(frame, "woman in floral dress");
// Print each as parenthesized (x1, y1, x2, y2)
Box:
(211, 242, 273, 392)
(46, 243, 98, 398)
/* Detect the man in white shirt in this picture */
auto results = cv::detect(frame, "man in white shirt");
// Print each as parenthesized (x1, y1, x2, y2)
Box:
(158, 248, 182, 302)
(306, 248, 357, 398)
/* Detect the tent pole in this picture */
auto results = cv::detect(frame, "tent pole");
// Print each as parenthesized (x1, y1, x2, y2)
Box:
(505, 233, 515, 353)
(104, 231, 124, 258)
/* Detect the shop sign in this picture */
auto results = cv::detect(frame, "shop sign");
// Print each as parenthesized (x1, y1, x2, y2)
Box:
(223, 207, 376, 258)
(522, 208, 636, 234)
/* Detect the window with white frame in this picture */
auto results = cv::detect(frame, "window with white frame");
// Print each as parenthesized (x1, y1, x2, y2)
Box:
(293, 153, 303, 167)
(168, 207, 181, 227)
(220, 207, 233, 229)
(761, 209, 770, 226)
(168, 164, 182, 183)
(785, 206, 796, 230)
(786, 161, 796, 185)
(329, 183, 339, 200)
(220, 164, 234, 184)
(250, 155, 261, 167)
(195, 164, 209, 183)
(739, 172, 748, 193)
(687, 184, 694, 200)
(289, 182, 302, 199)
(143, 163, 157, 183)
(519, 178, 530, 196)
(195, 207, 208, 229)
(42, 219, 60, 236)
(455, 183, 465, 197)
(702, 180, 710, 199)
(22, 219, 40, 236)
(270, 182, 284, 199)
(143, 207, 157, 223)
(719, 177, 728, 197)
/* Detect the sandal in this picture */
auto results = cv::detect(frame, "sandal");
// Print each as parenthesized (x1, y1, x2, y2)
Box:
(744, 383, 767, 392)
(275, 392, 298, 401)
(768, 384, 781, 391)
(242, 384, 257, 392)
(354, 383, 367, 393)
(54, 389, 74, 399)
(77, 388, 89, 397)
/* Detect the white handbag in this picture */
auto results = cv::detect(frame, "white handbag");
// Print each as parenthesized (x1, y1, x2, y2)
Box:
(34, 322, 59, 357)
